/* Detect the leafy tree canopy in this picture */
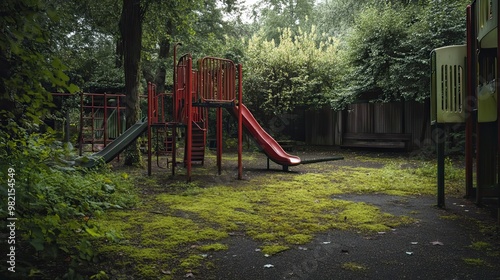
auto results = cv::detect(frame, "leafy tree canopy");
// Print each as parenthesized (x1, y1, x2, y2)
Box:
(337, 0, 469, 107)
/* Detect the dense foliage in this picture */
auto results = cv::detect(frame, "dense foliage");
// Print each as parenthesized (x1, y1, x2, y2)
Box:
(0, 0, 78, 133)
(0, 129, 137, 278)
(339, 0, 469, 106)
(244, 26, 343, 117)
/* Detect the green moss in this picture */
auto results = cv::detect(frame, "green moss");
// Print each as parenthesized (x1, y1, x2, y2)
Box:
(285, 234, 313, 245)
(339, 202, 412, 232)
(180, 254, 205, 270)
(261, 244, 290, 255)
(469, 241, 491, 250)
(335, 165, 436, 195)
(253, 232, 278, 241)
(95, 153, 438, 278)
(199, 243, 229, 252)
(463, 258, 489, 266)
(440, 214, 461, 220)
(341, 262, 367, 271)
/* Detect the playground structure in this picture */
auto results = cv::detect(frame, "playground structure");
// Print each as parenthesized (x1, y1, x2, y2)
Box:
(76, 44, 307, 180)
(78, 92, 127, 154)
(430, 0, 500, 215)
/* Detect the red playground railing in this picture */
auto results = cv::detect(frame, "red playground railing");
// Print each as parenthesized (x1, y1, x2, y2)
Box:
(198, 57, 237, 103)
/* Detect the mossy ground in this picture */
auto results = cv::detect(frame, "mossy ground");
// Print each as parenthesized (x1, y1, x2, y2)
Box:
(94, 149, 467, 279)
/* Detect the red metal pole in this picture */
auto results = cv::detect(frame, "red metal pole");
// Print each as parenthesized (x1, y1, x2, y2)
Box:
(217, 107, 222, 175)
(103, 93, 108, 147)
(79, 91, 84, 156)
(148, 82, 152, 176)
(238, 64, 243, 180)
(186, 57, 193, 181)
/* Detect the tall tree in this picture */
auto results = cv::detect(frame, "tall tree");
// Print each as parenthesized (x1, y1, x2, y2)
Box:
(251, 0, 315, 43)
(119, 0, 145, 166)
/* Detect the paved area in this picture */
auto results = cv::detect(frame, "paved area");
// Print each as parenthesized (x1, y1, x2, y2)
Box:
(212, 194, 500, 280)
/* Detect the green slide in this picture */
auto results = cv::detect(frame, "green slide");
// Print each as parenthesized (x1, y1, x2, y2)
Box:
(76, 119, 148, 168)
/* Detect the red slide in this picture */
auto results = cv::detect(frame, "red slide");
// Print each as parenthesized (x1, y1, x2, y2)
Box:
(233, 104, 301, 167)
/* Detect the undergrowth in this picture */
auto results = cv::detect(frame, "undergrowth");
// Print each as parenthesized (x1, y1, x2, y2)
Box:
(0, 129, 138, 279)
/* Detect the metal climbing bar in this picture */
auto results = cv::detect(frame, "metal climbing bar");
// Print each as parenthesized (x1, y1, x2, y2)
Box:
(198, 57, 237, 103)
(175, 54, 189, 124)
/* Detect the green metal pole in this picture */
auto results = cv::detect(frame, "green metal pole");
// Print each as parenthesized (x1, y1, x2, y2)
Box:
(436, 123, 445, 208)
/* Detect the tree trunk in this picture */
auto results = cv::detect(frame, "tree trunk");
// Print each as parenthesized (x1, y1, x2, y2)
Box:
(154, 18, 174, 94)
(120, 0, 143, 166)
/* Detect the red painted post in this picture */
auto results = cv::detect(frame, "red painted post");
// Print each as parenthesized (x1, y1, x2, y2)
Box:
(79, 92, 84, 156)
(103, 93, 107, 147)
(238, 64, 243, 180)
(186, 57, 193, 181)
(147, 82, 152, 176)
(217, 107, 222, 175)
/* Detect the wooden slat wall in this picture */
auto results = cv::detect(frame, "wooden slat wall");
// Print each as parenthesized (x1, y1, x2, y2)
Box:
(404, 101, 431, 148)
(302, 101, 432, 149)
(305, 107, 338, 145)
(345, 103, 373, 133)
(373, 103, 402, 133)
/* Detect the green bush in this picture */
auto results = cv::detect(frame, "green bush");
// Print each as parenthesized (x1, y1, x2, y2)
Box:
(0, 128, 137, 278)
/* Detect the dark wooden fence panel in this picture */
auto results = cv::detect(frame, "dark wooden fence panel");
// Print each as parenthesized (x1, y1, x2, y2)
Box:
(305, 107, 339, 145)
(299, 101, 431, 150)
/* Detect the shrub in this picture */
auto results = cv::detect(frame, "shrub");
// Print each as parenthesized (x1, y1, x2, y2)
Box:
(0, 128, 137, 278)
